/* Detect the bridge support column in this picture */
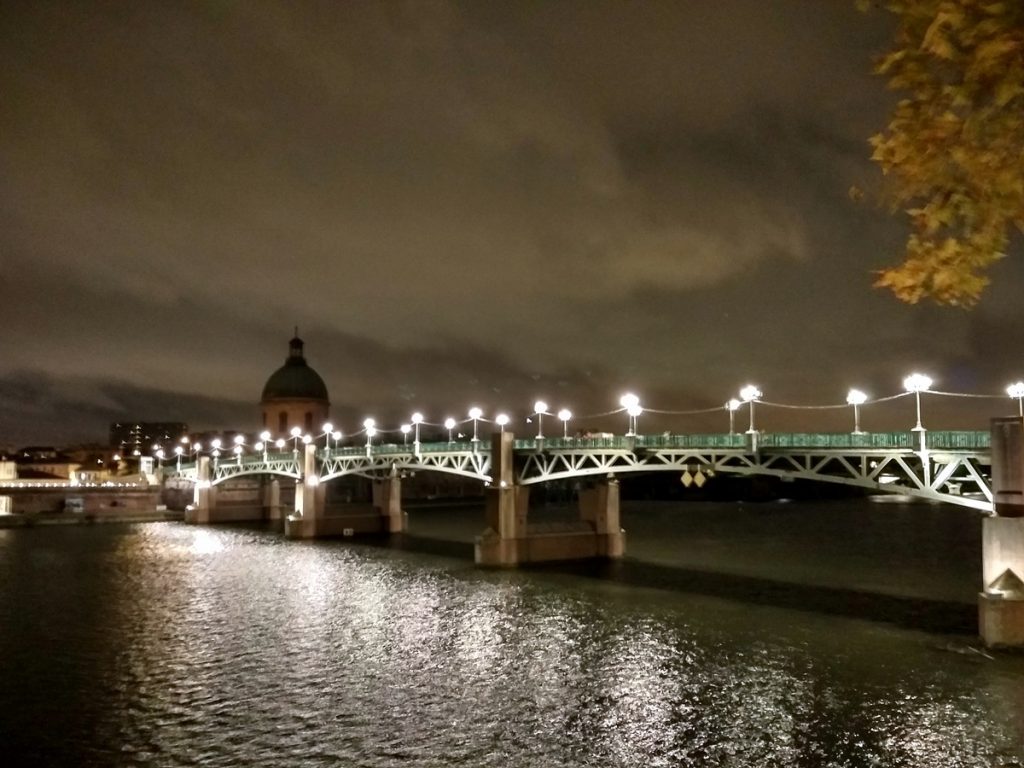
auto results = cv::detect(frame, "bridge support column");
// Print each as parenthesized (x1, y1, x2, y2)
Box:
(372, 472, 408, 533)
(979, 417, 1024, 648)
(264, 478, 282, 520)
(579, 477, 626, 558)
(476, 432, 529, 566)
(475, 433, 627, 566)
(184, 456, 216, 524)
(285, 444, 326, 539)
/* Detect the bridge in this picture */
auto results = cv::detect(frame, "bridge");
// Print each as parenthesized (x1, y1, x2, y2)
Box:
(173, 429, 994, 511)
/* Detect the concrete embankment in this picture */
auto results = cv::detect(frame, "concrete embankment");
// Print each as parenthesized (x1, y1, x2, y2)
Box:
(0, 486, 184, 527)
(0, 510, 184, 528)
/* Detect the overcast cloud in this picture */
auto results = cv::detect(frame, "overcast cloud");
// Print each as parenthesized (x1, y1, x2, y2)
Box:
(2, 0, 1022, 445)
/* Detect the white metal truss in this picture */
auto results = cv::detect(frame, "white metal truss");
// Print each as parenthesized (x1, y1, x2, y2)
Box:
(168, 440, 993, 511)
(318, 448, 492, 482)
(209, 455, 301, 485)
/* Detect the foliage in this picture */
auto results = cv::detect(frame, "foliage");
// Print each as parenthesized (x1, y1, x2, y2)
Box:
(861, 0, 1024, 306)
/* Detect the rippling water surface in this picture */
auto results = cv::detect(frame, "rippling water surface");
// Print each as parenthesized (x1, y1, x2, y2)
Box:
(1, 501, 1022, 767)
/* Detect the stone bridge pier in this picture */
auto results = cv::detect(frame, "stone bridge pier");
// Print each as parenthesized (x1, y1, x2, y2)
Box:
(285, 444, 407, 539)
(184, 456, 216, 524)
(475, 432, 626, 566)
(980, 417, 1024, 647)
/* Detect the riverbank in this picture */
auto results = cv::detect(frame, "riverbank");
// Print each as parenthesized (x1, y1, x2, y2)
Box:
(0, 509, 184, 528)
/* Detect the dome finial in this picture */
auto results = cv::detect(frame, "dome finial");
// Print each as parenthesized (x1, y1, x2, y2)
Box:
(288, 331, 304, 359)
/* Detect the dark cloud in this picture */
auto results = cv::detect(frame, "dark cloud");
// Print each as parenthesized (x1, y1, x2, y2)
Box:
(1, 0, 1021, 445)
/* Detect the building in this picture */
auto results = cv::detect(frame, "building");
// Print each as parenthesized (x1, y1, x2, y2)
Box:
(109, 422, 188, 453)
(12, 447, 80, 479)
(260, 335, 330, 437)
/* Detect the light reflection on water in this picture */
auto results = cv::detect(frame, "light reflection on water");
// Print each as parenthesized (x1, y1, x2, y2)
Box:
(0, 505, 1022, 767)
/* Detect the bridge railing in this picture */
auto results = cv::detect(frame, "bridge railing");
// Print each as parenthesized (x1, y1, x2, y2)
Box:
(760, 432, 915, 449)
(926, 430, 990, 450)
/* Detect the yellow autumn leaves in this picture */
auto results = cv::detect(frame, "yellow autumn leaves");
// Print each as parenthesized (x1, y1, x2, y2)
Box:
(863, 0, 1023, 306)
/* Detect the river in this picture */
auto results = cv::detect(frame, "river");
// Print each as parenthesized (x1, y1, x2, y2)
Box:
(1, 499, 1022, 767)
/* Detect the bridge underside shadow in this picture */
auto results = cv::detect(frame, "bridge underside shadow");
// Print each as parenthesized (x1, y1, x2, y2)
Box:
(556, 558, 976, 636)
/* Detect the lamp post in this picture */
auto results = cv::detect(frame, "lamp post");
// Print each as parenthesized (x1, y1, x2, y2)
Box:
(619, 393, 640, 436)
(469, 407, 483, 442)
(290, 426, 302, 457)
(259, 430, 272, 461)
(411, 412, 424, 453)
(400, 424, 411, 445)
(233, 444, 243, 466)
(1008, 382, 1024, 417)
(558, 408, 572, 439)
(155, 449, 165, 469)
(332, 430, 342, 451)
(444, 417, 456, 443)
(174, 445, 183, 470)
(846, 389, 868, 434)
(363, 418, 376, 451)
(726, 399, 740, 434)
(321, 422, 334, 455)
(533, 401, 549, 439)
(495, 413, 510, 433)
(274, 438, 286, 455)
(903, 373, 933, 431)
(739, 385, 762, 434)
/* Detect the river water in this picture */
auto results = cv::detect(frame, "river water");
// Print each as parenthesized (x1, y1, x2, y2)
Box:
(1, 499, 1022, 767)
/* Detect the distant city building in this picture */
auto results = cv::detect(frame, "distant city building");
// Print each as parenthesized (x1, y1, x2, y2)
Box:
(260, 334, 330, 437)
(109, 422, 188, 453)
(12, 447, 80, 479)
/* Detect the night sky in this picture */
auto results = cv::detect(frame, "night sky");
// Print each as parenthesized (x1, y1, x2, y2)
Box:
(3, 1, 1023, 446)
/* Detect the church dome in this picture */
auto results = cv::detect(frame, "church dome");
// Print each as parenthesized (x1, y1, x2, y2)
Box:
(261, 336, 329, 403)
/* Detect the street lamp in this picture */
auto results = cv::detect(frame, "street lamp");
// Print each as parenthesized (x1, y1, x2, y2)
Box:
(274, 438, 286, 453)
(444, 417, 456, 443)
(495, 413, 510, 433)
(739, 385, 762, 434)
(233, 444, 243, 466)
(558, 408, 572, 438)
(620, 393, 641, 436)
(290, 426, 302, 455)
(726, 398, 741, 434)
(903, 373, 933, 431)
(411, 412, 424, 451)
(468, 407, 483, 442)
(321, 422, 334, 454)
(533, 401, 549, 439)
(846, 389, 868, 434)
(1007, 382, 1024, 417)
(174, 445, 183, 470)
(400, 424, 411, 445)
(363, 418, 376, 451)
